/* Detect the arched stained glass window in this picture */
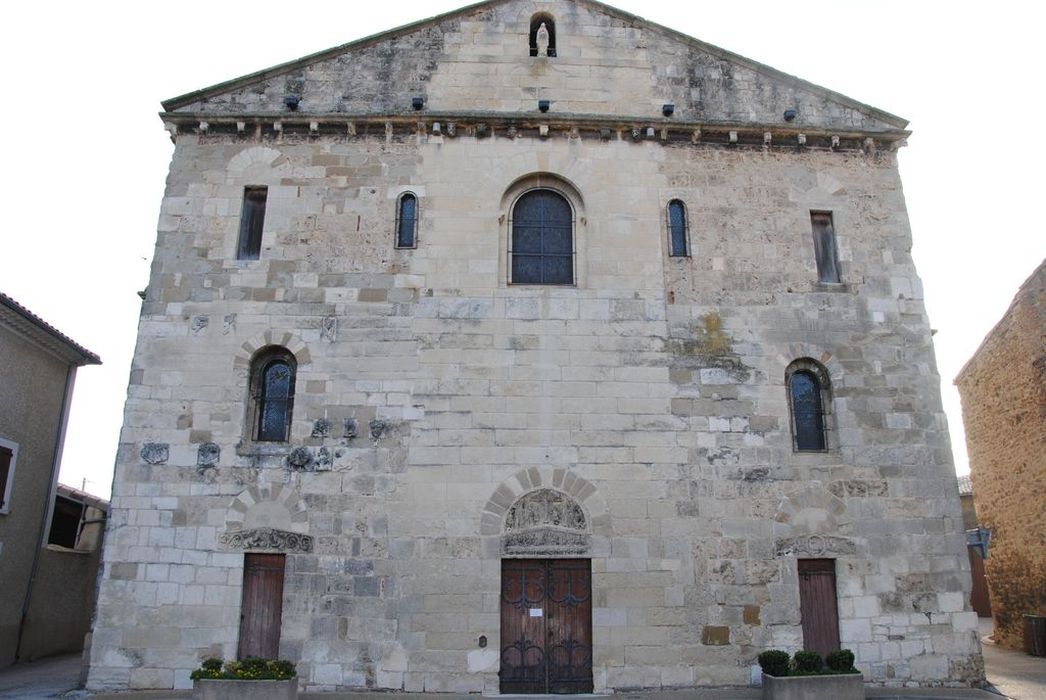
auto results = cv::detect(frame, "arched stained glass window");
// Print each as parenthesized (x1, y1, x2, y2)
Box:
(787, 362, 830, 452)
(667, 199, 689, 257)
(249, 348, 296, 442)
(511, 189, 574, 285)
(396, 192, 418, 249)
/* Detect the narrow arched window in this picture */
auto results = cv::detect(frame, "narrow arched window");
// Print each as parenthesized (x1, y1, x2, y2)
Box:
(396, 192, 418, 249)
(786, 360, 831, 451)
(667, 199, 689, 257)
(529, 14, 556, 57)
(248, 348, 296, 442)
(510, 189, 574, 285)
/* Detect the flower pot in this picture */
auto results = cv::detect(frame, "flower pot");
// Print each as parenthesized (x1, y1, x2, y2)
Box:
(192, 677, 298, 700)
(761, 672, 863, 700)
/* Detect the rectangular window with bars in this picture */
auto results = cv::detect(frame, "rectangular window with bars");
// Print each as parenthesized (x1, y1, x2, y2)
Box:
(237, 186, 268, 260)
(810, 211, 841, 284)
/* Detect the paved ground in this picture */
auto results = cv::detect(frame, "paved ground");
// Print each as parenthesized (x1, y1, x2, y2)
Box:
(0, 653, 86, 700)
(0, 619, 1041, 699)
(977, 617, 1046, 700)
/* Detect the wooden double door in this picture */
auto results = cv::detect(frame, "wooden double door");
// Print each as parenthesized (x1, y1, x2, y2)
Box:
(500, 559, 593, 694)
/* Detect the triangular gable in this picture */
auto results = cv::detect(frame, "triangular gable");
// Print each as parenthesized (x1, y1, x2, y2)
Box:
(162, 0, 907, 134)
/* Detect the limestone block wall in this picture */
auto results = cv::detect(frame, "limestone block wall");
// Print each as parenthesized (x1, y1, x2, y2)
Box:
(957, 262, 1046, 649)
(88, 130, 980, 691)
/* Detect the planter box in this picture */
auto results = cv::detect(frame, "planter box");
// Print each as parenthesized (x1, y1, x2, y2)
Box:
(193, 677, 297, 700)
(762, 672, 863, 700)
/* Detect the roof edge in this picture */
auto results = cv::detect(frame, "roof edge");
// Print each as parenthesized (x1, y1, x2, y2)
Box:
(581, 0, 908, 129)
(954, 257, 1046, 384)
(161, 0, 506, 112)
(0, 292, 102, 367)
(160, 0, 908, 129)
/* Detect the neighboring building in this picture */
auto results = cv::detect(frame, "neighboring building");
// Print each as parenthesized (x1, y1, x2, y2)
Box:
(956, 260, 1046, 650)
(17, 484, 109, 663)
(957, 475, 992, 618)
(0, 293, 101, 667)
(89, 0, 981, 692)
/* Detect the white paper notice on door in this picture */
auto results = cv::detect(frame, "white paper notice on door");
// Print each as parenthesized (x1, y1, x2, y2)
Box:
(529, 608, 543, 617)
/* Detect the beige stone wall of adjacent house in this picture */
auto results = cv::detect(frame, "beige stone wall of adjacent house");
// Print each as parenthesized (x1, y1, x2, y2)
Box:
(87, 124, 980, 692)
(0, 327, 70, 667)
(957, 262, 1046, 650)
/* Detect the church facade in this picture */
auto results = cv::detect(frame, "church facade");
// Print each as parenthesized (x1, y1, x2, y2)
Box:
(88, 0, 982, 692)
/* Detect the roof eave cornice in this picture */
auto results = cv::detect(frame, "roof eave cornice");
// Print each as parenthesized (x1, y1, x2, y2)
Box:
(160, 110, 910, 147)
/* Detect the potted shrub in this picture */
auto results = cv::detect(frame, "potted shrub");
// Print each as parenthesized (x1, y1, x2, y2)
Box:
(758, 648, 862, 700)
(191, 656, 298, 700)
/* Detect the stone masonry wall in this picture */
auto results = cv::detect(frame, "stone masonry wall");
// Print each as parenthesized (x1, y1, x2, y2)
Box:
(87, 124, 980, 692)
(957, 262, 1046, 650)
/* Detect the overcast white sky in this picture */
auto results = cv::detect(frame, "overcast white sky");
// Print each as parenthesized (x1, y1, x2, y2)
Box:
(2, 1, 1043, 499)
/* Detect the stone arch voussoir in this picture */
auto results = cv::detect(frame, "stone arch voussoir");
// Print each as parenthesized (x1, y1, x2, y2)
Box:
(234, 331, 312, 371)
(480, 468, 610, 558)
(227, 146, 286, 177)
(776, 345, 843, 387)
(219, 484, 313, 553)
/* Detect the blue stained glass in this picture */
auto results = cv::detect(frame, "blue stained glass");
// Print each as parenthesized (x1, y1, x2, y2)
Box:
(258, 360, 292, 441)
(397, 194, 417, 248)
(791, 371, 825, 450)
(512, 190, 573, 284)
(668, 200, 687, 257)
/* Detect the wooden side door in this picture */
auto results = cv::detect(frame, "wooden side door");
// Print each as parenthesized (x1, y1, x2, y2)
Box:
(500, 559, 592, 694)
(546, 559, 593, 693)
(238, 553, 285, 659)
(500, 559, 549, 693)
(798, 558, 841, 659)
(967, 547, 993, 617)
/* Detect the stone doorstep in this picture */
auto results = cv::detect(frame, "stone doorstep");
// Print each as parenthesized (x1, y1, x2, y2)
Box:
(865, 690, 1004, 699)
(82, 687, 1002, 700)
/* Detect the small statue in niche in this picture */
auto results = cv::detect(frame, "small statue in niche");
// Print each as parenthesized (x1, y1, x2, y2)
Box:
(536, 22, 550, 57)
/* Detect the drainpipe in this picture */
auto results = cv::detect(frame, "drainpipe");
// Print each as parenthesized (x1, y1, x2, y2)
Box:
(15, 364, 77, 662)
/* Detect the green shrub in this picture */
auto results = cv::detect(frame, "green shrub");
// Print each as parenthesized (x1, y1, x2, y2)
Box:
(826, 649, 857, 673)
(792, 650, 823, 675)
(269, 659, 296, 678)
(189, 657, 297, 681)
(757, 650, 791, 677)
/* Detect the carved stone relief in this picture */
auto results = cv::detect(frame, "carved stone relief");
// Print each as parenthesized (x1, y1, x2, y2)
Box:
(502, 489, 589, 556)
(197, 442, 220, 467)
(219, 527, 313, 553)
(775, 534, 856, 557)
(140, 443, 169, 465)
